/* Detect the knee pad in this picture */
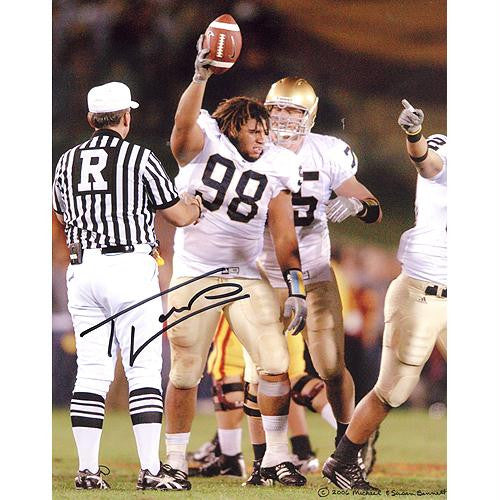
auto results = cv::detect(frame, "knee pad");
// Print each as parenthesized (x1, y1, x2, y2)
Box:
(243, 382, 261, 417)
(212, 381, 244, 411)
(307, 333, 343, 380)
(73, 377, 111, 398)
(169, 352, 205, 389)
(374, 373, 421, 408)
(259, 350, 289, 377)
(291, 375, 324, 412)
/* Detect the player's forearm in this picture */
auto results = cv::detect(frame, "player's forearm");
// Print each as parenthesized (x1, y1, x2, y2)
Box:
(174, 81, 207, 132)
(160, 199, 201, 227)
(273, 237, 302, 272)
(267, 191, 302, 271)
(405, 134, 427, 159)
(406, 135, 443, 178)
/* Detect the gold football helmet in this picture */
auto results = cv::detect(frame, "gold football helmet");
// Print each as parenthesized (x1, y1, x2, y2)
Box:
(265, 77, 319, 139)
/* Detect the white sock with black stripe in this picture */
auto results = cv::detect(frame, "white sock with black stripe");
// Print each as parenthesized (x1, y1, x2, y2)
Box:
(70, 392, 106, 472)
(129, 387, 163, 475)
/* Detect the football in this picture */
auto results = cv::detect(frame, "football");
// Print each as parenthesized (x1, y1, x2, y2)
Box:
(203, 14, 242, 74)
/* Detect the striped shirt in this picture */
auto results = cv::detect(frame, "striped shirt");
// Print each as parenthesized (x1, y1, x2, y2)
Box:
(52, 129, 179, 248)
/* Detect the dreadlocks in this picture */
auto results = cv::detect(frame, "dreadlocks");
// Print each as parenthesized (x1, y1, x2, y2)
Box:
(212, 97, 270, 139)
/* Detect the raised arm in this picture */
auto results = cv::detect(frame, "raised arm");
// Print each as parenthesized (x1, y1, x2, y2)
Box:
(170, 36, 213, 167)
(398, 99, 444, 178)
(267, 190, 307, 336)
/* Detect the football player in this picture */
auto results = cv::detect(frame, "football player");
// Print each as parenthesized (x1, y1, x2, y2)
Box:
(190, 77, 382, 485)
(161, 40, 309, 489)
(257, 77, 381, 479)
(322, 100, 447, 491)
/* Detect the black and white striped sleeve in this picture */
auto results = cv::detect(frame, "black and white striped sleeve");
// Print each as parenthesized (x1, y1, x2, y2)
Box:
(143, 152, 179, 209)
(52, 155, 65, 214)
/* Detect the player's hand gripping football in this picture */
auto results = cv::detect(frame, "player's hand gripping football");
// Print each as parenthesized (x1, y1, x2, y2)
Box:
(193, 35, 213, 83)
(325, 196, 363, 223)
(398, 99, 425, 134)
(284, 296, 307, 336)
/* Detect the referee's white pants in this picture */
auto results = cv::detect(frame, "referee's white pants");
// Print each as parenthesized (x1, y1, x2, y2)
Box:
(66, 250, 163, 397)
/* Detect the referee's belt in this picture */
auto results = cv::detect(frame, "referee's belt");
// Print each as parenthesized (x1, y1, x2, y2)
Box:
(69, 243, 153, 264)
(424, 285, 447, 298)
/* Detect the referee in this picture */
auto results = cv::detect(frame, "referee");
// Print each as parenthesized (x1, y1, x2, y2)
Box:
(53, 81, 200, 491)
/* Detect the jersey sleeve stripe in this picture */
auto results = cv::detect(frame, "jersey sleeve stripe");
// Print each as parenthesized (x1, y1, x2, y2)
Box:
(148, 153, 178, 201)
(144, 154, 178, 207)
(143, 167, 168, 206)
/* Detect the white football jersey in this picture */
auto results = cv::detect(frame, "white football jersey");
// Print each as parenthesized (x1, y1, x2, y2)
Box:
(397, 134, 447, 286)
(260, 132, 358, 287)
(173, 111, 302, 279)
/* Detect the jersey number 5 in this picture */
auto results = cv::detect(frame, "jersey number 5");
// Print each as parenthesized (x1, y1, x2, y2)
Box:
(293, 171, 319, 227)
(196, 154, 268, 223)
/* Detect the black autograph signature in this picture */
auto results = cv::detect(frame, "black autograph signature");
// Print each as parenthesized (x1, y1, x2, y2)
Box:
(80, 267, 249, 366)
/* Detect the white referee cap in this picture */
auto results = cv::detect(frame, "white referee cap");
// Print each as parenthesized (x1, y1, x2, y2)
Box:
(87, 82, 139, 113)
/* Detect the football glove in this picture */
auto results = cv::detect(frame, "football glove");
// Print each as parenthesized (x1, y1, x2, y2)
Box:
(284, 296, 307, 336)
(325, 196, 363, 223)
(193, 34, 213, 83)
(398, 99, 424, 134)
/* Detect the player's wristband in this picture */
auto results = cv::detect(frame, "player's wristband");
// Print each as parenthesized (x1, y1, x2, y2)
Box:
(283, 269, 306, 298)
(409, 148, 429, 163)
(406, 129, 422, 142)
(356, 198, 381, 224)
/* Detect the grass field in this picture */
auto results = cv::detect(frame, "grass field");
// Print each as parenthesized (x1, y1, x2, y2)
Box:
(53, 407, 446, 499)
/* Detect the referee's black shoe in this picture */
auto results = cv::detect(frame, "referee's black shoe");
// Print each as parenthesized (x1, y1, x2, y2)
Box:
(322, 456, 379, 492)
(260, 461, 307, 486)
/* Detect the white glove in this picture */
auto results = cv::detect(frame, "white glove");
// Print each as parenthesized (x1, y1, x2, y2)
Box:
(193, 34, 213, 83)
(398, 99, 424, 134)
(325, 196, 363, 223)
(283, 296, 307, 336)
